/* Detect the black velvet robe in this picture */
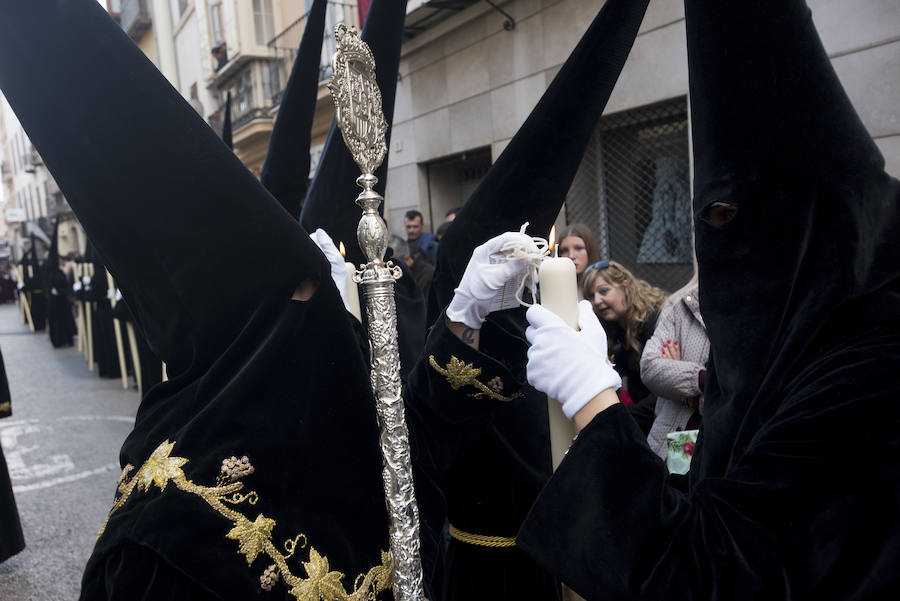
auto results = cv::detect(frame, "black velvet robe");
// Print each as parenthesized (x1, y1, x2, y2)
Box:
(87, 269, 120, 379)
(407, 311, 559, 601)
(45, 267, 77, 348)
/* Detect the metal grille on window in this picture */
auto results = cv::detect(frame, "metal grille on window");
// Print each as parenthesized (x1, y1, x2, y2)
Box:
(566, 97, 693, 294)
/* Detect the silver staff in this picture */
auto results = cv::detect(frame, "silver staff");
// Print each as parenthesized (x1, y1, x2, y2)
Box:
(328, 24, 424, 601)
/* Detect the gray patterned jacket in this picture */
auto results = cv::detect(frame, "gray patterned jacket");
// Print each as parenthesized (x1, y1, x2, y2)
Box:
(639, 286, 709, 460)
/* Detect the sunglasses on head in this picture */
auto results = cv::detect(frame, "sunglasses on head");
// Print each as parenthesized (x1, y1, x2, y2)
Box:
(584, 259, 610, 273)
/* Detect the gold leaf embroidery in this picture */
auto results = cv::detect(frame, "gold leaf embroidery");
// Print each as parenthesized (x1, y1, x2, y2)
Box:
(292, 547, 346, 601)
(228, 514, 276, 565)
(0, 401, 10, 414)
(429, 355, 522, 402)
(136, 440, 188, 492)
(98, 440, 392, 601)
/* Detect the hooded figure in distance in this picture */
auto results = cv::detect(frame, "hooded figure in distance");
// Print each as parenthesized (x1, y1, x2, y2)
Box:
(43, 217, 77, 348)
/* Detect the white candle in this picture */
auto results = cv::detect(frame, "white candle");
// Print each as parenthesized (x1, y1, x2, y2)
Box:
(538, 228, 579, 469)
(345, 261, 362, 322)
(339, 242, 362, 322)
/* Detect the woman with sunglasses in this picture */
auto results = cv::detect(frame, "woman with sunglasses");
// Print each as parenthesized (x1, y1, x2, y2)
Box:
(582, 260, 667, 431)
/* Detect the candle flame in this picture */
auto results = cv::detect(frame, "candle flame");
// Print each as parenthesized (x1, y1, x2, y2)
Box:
(548, 225, 556, 253)
(338, 241, 346, 258)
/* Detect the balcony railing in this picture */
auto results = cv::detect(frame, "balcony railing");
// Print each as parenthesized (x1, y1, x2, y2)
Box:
(266, 1, 358, 106)
(121, 0, 151, 41)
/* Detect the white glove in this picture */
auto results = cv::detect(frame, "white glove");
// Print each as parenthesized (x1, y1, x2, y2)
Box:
(446, 232, 538, 329)
(526, 300, 621, 419)
(309, 228, 349, 312)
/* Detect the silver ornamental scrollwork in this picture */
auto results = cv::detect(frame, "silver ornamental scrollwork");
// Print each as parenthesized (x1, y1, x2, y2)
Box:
(329, 24, 425, 601)
(329, 24, 388, 177)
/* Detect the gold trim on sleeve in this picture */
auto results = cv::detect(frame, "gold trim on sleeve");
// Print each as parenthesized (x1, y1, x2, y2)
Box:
(448, 524, 516, 548)
(99, 440, 392, 601)
(428, 355, 521, 402)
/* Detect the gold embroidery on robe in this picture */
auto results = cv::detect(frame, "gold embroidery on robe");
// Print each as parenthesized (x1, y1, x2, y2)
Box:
(0, 401, 10, 414)
(429, 355, 521, 402)
(99, 440, 392, 601)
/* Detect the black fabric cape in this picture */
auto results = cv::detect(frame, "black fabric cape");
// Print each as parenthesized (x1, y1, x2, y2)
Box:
(515, 1, 900, 599)
(0, 1, 438, 598)
(0, 344, 25, 564)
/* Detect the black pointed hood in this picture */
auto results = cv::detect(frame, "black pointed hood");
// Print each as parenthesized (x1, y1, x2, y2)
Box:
(0, 0, 327, 374)
(300, 0, 408, 266)
(429, 0, 651, 319)
(687, 0, 900, 476)
(259, 0, 327, 219)
(221, 91, 232, 150)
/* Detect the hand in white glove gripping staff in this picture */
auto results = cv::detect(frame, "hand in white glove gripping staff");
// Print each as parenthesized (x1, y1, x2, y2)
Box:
(526, 300, 621, 419)
(446, 232, 538, 329)
(309, 228, 349, 312)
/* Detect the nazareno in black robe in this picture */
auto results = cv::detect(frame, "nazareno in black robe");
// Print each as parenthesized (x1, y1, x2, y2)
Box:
(44, 218, 77, 348)
(513, 1, 900, 600)
(405, 1, 650, 599)
(0, 344, 26, 564)
(86, 251, 120, 379)
(0, 1, 441, 598)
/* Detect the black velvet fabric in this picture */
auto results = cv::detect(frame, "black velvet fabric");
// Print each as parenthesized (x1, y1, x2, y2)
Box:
(427, 0, 650, 326)
(516, 2, 900, 599)
(0, 1, 422, 598)
(407, 311, 559, 601)
(221, 91, 232, 151)
(300, 0, 407, 267)
(259, 0, 326, 220)
(0, 440, 25, 564)
(0, 344, 25, 564)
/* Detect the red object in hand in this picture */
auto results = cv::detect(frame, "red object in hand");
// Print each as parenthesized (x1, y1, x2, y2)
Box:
(617, 388, 634, 406)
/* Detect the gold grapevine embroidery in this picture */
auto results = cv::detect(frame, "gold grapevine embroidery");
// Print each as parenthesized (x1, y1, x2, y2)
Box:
(99, 440, 391, 601)
(428, 355, 521, 402)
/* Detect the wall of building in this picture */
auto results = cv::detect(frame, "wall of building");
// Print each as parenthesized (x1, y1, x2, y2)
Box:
(383, 0, 900, 239)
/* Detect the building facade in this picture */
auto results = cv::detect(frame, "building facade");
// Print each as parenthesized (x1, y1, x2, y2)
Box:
(383, 0, 899, 291)
(0, 93, 84, 262)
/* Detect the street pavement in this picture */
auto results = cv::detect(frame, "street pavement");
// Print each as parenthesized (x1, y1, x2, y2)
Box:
(0, 303, 139, 600)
